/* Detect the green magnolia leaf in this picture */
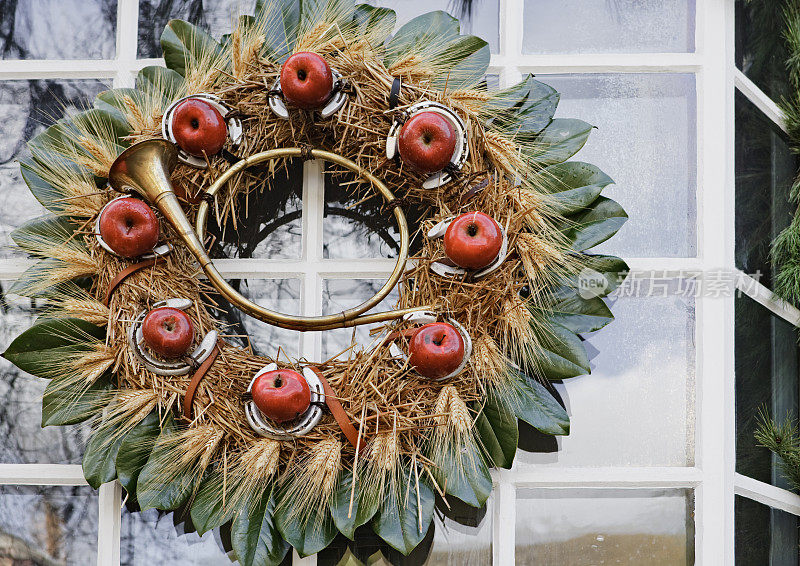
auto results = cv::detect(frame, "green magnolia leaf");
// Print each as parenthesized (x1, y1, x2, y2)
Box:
(330, 468, 381, 539)
(76, 108, 132, 148)
(384, 11, 460, 68)
(570, 254, 629, 297)
(432, 36, 490, 91)
(507, 370, 569, 435)
(136, 418, 200, 511)
(9, 258, 78, 298)
(489, 75, 559, 135)
(42, 375, 112, 427)
(429, 440, 492, 507)
(540, 161, 614, 216)
(535, 321, 591, 380)
(11, 215, 78, 258)
(545, 286, 614, 333)
(232, 487, 289, 566)
(527, 119, 594, 167)
(274, 504, 337, 557)
(372, 463, 435, 555)
(474, 393, 518, 469)
(562, 196, 628, 251)
(353, 4, 396, 46)
(19, 158, 71, 214)
(83, 416, 127, 489)
(301, 0, 356, 27)
(190, 471, 238, 535)
(255, 0, 301, 60)
(94, 88, 144, 123)
(116, 410, 162, 496)
(160, 19, 224, 76)
(3, 318, 105, 378)
(136, 66, 186, 102)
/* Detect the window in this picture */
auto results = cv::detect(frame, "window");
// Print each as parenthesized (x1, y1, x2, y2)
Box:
(0, 0, 748, 564)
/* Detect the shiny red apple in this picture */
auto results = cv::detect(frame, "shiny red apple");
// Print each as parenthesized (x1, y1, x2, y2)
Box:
(398, 111, 457, 174)
(251, 369, 311, 423)
(280, 52, 334, 109)
(98, 197, 160, 258)
(443, 212, 503, 269)
(142, 307, 195, 358)
(171, 98, 228, 157)
(408, 322, 465, 379)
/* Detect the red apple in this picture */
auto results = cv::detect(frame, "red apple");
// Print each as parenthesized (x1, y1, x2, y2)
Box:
(98, 197, 160, 258)
(142, 307, 195, 359)
(280, 52, 334, 109)
(408, 322, 465, 379)
(398, 111, 457, 174)
(171, 98, 228, 157)
(443, 212, 503, 270)
(251, 369, 311, 423)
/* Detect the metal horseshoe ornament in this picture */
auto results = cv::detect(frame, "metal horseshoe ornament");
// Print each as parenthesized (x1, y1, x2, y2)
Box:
(268, 69, 349, 120)
(127, 298, 218, 376)
(427, 216, 509, 279)
(385, 101, 469, 189)
(245, 364, 326, 440)
(387, 311, 473, 381)
(161, 93, 243, 168)
(95, 195, 173, 260)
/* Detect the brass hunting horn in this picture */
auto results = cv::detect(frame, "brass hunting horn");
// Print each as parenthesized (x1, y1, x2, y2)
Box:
(108, 139, 424, 331)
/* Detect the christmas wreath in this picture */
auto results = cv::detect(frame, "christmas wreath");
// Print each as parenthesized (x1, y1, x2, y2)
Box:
(3, 1, 628, 561)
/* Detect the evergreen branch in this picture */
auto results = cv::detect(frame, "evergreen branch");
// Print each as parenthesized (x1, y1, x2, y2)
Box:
(755, 408, 800, 490)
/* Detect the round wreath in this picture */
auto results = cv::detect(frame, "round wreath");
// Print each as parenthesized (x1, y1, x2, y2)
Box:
(4, 2, 628, 562)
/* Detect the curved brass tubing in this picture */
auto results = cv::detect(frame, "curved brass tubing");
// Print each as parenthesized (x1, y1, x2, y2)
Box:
(108, 140, 427, 331)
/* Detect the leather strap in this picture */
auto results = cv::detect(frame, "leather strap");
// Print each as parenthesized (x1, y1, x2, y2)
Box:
(182, 342, 221, 420)
(103, 258, 157, 306)
(308, 366, 365, 452)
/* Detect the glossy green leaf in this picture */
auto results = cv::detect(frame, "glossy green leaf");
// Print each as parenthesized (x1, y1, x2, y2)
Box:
(232, 487, 290, 566)
(18, 158, 71, 214)
(431, 36, 490, 91)
(136, 66, 186, 102)
(255, 0, 300, 60)
(540, 161, 614, 215)
(527, 118, 594, 167)
(488, 75, 559, 135)
(11, 215, 78, 258)
(160, 19, 224, 76)
(545, 286, 614, 333)
(474, 393, 518, 469)
(3, 318, 105, 378)
(116, 411, 162, 496)
(429, 440, 492, 507)
(330, 468, 381, 539)
(371, 463, 435, 555)
(535, 321, 591, 380)
(83, 416, 126, 489)
(353, 4, 396, 46)
(301, 0, 356, 27)
(384, 11, 459, 68)
(570, 254, 629, 297)
(8, 258, 78, 298)
(507, 370, 570, 435)
(274, 504, 337, 557)
(42, 375, 111, 427)
(562, 196, 628, 251)
(137, 418, 199, 511)
(190, 470, 240, 535)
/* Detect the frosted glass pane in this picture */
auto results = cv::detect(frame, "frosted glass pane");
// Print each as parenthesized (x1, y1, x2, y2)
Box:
(514, 279, 695, 467)
(541, 74, 697, 257)
(523, 0, 695, 54)
(516, 488, 694, 565)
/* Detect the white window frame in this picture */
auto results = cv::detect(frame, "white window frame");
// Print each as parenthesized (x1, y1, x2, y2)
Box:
(0, 0, 772, 564)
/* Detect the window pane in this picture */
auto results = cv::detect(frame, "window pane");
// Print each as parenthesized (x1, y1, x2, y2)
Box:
(735, 0, 792, 101)
(138, 0, 257, 58)
(516, 488, 694, 565)
(523, 0, 695, 54)
(321, 279, 399, 359)
(735, 295, 800, 489)
(0, 293, 90, 464)
(0, 79, 110, 259)
(0, 485, 98, 565)
(541, 74, 697, 258)
(207, 160, 303, 261)
(0, 0, 116, 59)
(366, 0, 499, 53)
(210, 278, 302, 359)
(318, 497, 492, 565)
(735, 91, 795, 287)
(735, 495, 799, 565)
(515, 278, 695, 468)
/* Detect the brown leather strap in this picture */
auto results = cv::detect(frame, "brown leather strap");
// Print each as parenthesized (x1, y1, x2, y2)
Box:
(182, 342, 221, 420)
(103, 258, 157, 306)
(381, 327, 418, 346)
(308, 366, 365, 452)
